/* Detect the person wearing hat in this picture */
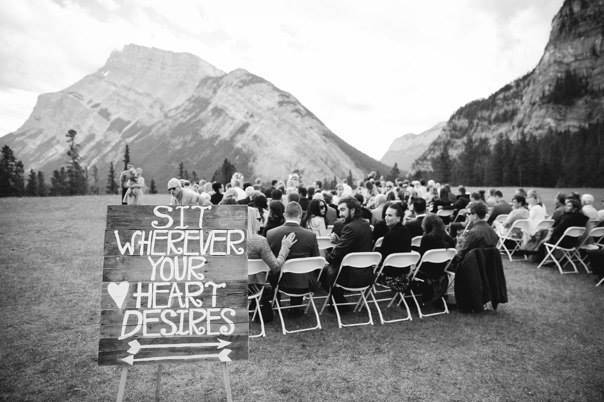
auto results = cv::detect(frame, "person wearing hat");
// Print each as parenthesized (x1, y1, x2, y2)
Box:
(168, 177, 202, 206)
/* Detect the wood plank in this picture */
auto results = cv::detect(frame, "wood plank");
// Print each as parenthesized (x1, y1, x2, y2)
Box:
(100, 281, 247, 310)
(103, 229, 247, 257)
(106, 205, 247, 230)
(102, 255, 246, 282)
(100, 317, 249, 338)
(98, 335, 248, 365)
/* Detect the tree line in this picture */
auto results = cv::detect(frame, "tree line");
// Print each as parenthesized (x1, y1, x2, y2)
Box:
(429, 122, 604, 187)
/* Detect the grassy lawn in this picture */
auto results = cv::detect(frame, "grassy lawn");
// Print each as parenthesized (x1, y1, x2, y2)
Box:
(1, 194, 603, 401)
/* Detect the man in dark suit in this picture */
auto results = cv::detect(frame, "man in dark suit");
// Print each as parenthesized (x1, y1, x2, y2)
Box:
(405, 197, 427, 238)
(267, 201, 320, 308)
(323, 196, 373, 304)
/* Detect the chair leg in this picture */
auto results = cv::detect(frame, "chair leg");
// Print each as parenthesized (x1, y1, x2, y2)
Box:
(596, 277, 604, 287)
(537, 246, 554, 269)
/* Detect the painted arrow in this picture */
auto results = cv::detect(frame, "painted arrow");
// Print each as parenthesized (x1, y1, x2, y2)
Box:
(127, 338, 231, 355)
(121, 348, 232, 365)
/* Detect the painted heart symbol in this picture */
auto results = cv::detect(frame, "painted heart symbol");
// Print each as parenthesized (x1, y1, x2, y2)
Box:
(108, 281, 129, 309)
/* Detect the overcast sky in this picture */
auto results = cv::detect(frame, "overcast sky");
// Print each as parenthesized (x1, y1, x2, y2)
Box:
(0, 0, 563, 160)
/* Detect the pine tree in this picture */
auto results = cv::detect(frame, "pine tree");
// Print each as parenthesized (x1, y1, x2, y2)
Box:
(0, 145, 24, 197)
(89, 165, 100, 194)
(106, 162, 119, 194)
(25, 169, 37, 196)
(433, 145, 452, 183)
(150, 178, 157, 194)
(37, 171, 47, 196)
(388, 163, 400, 182)
(191, 171, 199, 183)
(346, 170, 354, 187)
(50, 167, 68, 195)
(211, 159, 236, 184)
(65, 129, 87, 195)
(123, 144, 130, 170)
(178, 162, 185, 179)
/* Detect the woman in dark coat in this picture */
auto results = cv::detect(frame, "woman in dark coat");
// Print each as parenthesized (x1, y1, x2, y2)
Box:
(262, 200, 285, 236)
(378, 202, 412, 291)
(419, 214, 455, 255)
(548, 197, 588, 248)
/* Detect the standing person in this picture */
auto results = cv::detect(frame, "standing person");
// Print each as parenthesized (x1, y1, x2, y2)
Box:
(167, 177, 202, 206)
(119, 163, 134, 205)
(123, 167, 145, 205)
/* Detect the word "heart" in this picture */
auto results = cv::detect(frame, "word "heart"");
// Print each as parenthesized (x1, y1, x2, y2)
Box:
(108, 282, 129, 309)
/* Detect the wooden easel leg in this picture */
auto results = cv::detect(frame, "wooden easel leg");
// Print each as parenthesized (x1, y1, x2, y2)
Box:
(155, 364, 162, 402)
(116, 367, 128, 402)
(222, 362, 233, 402)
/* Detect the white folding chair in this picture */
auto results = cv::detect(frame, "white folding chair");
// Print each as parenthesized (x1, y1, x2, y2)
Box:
(272, 256, 326, 335)
(437, 208, 455, 227)
(411, 236, 422, 249)
(535, 219, 555, 231)
(577, 226, 604, 274)
(248, 259, 270, 338)
(373, 236, 384, 251)
(370, 252, 421, 324)
(496, 219, 530, 261)
(317, 235, 334, 261)
(319, 252, 381, 328)
(410, 248, 456, 318)
(537, 226, 586, 274)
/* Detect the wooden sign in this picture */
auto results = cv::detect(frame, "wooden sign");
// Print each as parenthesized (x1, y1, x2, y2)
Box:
(98, 205, 248, 366)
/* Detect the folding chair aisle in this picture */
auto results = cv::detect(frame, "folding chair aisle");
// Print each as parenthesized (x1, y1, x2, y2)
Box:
(410, 248, 456, 318)
(537, 226, 586, 274)
(370, 251, 421, 324)
(272, 256, 326, 335)
(248, 259, 270, 338)
(320, 252, 382, 328)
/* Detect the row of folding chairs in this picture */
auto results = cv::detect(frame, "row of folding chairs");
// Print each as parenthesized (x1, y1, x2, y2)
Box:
(248, 248, 458, 337)
(537, 226, 604, 276)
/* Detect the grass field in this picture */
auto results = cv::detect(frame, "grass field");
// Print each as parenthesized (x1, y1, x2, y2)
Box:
(1, 194, 603, 401)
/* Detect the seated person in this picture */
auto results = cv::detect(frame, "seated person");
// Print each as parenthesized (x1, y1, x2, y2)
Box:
(486, 190, 512, 226)
(495, 195, 529, 236)
(372, 201, 393, 246)
(378, 203, 412, 291)
(548, 197, 589, 248)
(455, 202, 499, 264)
(405, 197, 428, 238)
(419, 214, 455, 255)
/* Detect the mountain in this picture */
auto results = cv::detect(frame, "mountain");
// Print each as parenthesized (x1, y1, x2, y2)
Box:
(411, 0, 604, 180)
(1, 44, 389, 187)
(380, 122, 445, 172)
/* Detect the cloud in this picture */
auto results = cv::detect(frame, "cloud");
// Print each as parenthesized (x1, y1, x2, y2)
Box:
(0, 0, 565, 158)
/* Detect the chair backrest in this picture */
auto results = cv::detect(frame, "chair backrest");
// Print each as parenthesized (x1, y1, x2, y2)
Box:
(248, 259, 270, 276)
(411, 236, 422, 248)
(536, 219, 554, 231)
(381, 251, 421, 271)
(373, 236, 384, 251)
(340, 252, 382, 269)
(588, 226, 604, 243)
(437, 209, 454, 217)
(505, 219, 529, 236)
(561, 226, 586, 239)
(494, 214, 508, 224)
(326, 225, 334, 234)
(412, 248, 456, 280)
(316, 236, 333, 250)
(281, 256, 327, 274)
(335, 252, 382, 289)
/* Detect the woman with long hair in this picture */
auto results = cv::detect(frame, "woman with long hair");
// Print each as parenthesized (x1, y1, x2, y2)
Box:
(304, 199, 329, 236)
(252, 194, 269, 234)
(262, 200, 285, 236)
(419, 214, 455, 255)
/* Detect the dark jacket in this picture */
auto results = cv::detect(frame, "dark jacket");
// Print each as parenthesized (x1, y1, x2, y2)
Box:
(455, 247, 508, 312)
(405, 214, 426, 238)
(266, 222, 319, 260)
(419, 232, 455, 255)
(549, 212, 588, 248)
(457, 220, 499, 262)
(380, 223, 412, 276)
(327, 217, 373, 269)
(487, 201, 513, 225)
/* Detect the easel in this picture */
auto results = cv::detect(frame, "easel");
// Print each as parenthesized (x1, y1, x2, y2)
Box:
(116, 363, 233, 401)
